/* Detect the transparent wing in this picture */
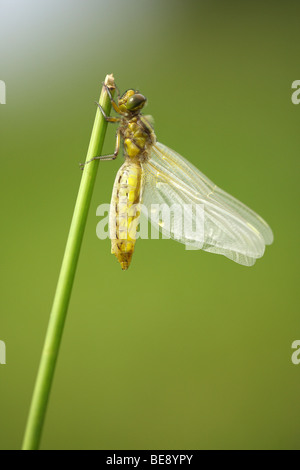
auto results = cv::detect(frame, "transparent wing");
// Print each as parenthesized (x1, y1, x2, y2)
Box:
(141, 142, 273, 266)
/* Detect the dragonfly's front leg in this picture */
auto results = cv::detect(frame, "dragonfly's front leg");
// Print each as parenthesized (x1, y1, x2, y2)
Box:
(95, 101, 121, 123)
(102, 82, 123, 114)
(110, 81, 121, 100)
(79, 128, 121, 169)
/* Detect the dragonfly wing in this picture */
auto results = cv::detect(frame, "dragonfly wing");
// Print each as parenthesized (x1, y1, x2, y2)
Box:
(152, 143, 274, 245)
(141, 142, 273, 266)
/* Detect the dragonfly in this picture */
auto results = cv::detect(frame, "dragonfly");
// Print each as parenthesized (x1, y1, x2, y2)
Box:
(81, 84, 273, 270)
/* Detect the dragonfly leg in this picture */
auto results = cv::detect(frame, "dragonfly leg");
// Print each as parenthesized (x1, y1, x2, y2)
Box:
(79, 128, 121, 169)
(102, 82, 123, 114)
(113, 81, 121, 100)
(95, 101, 121, 123)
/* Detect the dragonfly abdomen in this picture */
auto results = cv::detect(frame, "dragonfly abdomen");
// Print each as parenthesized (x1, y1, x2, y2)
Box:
(110, 161, 143, 270)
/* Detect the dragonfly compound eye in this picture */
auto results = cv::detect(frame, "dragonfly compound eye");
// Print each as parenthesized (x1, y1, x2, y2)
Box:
(126, 93, 147, 111)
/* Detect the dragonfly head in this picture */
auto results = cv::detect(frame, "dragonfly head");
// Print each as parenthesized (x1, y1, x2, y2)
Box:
(118, 90, 147, 114)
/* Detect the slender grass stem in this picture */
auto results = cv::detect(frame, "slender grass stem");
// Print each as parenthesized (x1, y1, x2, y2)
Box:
(22, 74, 115, 450)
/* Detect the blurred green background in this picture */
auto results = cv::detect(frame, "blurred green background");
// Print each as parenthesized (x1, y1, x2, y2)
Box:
(0, 0, 299, 450)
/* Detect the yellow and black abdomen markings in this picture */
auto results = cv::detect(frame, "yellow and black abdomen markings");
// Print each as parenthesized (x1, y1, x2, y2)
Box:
(110, 161, 143, 270)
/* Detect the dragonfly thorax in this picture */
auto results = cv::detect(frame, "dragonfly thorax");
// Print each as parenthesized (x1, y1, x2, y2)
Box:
(122, 117, 153, 161)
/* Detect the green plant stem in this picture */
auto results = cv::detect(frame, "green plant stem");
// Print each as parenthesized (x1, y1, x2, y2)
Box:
(22, 74, 115, 450)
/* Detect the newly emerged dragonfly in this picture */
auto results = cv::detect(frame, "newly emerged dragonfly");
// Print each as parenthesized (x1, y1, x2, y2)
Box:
(81, 84, 273, 270)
